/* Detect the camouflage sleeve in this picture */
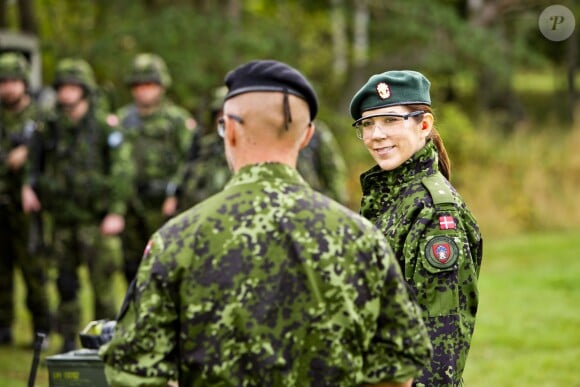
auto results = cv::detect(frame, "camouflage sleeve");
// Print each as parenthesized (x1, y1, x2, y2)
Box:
(106, 121, 135, 216)
(363, 233, 433, 383)
(404, 195, 481, 385)
(24, 121, 46, 188)
(315, 122, 349, 205)
(100, 232, 178, 385)
(167, 106, 196, 197)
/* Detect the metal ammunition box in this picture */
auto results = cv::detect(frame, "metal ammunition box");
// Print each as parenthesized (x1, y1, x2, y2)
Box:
(45, 349, 109, 387)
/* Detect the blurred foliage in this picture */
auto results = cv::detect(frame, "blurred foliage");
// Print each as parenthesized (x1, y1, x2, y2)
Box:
(12, 0, 569, 117)
(1, 0, 579, 235)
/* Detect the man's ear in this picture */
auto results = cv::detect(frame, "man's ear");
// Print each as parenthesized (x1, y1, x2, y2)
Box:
(225, 116, 237, 147)
(299, 122, 315, 150)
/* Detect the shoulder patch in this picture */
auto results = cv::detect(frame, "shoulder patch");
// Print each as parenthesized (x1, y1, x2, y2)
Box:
(425, 235, 459, 269)
(106, 114, 119, 127)
(143, 239, 154, 258)
(421, 173, 455, 205)
(107, 131, 123, 148)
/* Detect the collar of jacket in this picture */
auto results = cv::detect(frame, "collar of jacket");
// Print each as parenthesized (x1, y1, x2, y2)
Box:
(360, 140, 439, 195)
(224, 162, 309, 190)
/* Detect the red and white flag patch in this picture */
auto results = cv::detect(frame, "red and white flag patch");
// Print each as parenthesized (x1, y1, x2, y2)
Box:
(439, 215, 456, 230)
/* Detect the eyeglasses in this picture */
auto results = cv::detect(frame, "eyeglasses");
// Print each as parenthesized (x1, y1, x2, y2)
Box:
(217, 114, 244, 138)
(352, 111, 425, 139)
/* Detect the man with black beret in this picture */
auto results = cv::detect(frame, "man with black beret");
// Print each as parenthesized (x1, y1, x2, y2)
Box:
(101, 59, 432, 386)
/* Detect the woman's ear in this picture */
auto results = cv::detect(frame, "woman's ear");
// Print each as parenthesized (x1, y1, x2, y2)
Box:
(420, 112, 434, 138)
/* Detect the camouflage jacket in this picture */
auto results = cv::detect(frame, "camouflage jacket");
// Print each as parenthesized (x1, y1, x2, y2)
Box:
(177, 121, 348, 213)
(27, 106, 132, 223)
(296, 121, 349, 205)
(177, 131, 231, 212)
(0, 101, 39, 199)
(101, 162, 432, 387)
(360, 140, 483, 386)
(115, 100, 194, 205)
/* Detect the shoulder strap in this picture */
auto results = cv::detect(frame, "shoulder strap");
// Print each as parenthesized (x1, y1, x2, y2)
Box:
(421, 173, 455, 206)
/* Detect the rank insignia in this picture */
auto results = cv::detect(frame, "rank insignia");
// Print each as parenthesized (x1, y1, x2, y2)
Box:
(425, 236, 459, 269)
(376, 82, 391, 99)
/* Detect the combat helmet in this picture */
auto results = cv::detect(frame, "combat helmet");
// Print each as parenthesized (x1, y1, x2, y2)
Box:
(53, 58, 97, 94)
(0, 52, 30, 84)
(126, 53, 172, 88)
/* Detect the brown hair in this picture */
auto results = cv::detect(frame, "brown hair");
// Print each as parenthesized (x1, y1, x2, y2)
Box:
(408, 104, 451, 180)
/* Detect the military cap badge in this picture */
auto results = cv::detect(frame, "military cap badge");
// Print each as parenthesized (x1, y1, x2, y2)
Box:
(376, 82, 391, 100)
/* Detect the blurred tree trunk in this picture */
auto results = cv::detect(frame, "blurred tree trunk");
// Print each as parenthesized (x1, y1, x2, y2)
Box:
(344, 0, 369, 112)
(467, 0, 525, 127)
(0, 0, 7, 28)
(227, 0, 240, 27)
(352, 0, 368, 73)
(0, 0, 38, 33)
(17, 0, 37, 34)
(331, 0, 347, 79)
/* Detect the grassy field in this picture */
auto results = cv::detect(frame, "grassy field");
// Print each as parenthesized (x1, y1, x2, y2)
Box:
(463, 229, 580, 387)
(1, 230, 579, 386)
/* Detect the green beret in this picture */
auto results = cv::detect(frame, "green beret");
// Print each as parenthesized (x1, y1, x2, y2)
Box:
(349, 70, 431, 120)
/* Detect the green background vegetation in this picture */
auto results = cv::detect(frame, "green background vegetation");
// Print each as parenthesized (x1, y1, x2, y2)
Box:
(1, 0, 579, 385)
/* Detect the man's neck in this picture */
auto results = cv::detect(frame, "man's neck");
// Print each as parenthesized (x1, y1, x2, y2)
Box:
(64, 99, 90, 123)
(232, 147, 298, 173)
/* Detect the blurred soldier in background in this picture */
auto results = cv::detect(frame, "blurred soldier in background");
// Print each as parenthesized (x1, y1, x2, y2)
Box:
(176, 86, 229, 211)
(296, 120, 349, 205)
(100, 53, 196, 284)
(177, 86, 349, 211)
(0, 51, 51, 348)
(22, 58, 131, 353)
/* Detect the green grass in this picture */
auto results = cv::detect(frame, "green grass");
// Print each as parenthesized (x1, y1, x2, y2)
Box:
(0, 265, 126, 387)
(1, 230, 579, 386)
(463, 230, 580, 386)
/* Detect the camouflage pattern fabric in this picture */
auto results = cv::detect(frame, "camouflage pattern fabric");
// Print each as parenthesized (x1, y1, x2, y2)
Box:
(0, 101, 51, 337)
(0, 102, 38, 196)
(28, 106, 130, 341)
(114, 100, 194, 282)
(296, 120, 349, 205)
(360, 140, 483, 386)
(176, 131, 230, 212)
(101, 162, 432, 387)
(177, 121, 348, 213)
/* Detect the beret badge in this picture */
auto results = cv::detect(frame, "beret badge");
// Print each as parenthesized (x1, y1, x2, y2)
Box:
(376, 82, 391, 100)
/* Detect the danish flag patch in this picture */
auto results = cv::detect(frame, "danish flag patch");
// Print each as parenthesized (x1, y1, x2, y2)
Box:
(143, 239, 153, 258)
(439, 215, 456, 230)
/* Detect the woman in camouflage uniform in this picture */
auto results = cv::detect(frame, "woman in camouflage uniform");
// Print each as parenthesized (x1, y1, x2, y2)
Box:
(350, 70, 483, 386)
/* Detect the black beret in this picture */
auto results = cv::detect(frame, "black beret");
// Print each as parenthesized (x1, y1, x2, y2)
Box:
(349, 70, 431, 121)
(224, 60, 318, 121)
